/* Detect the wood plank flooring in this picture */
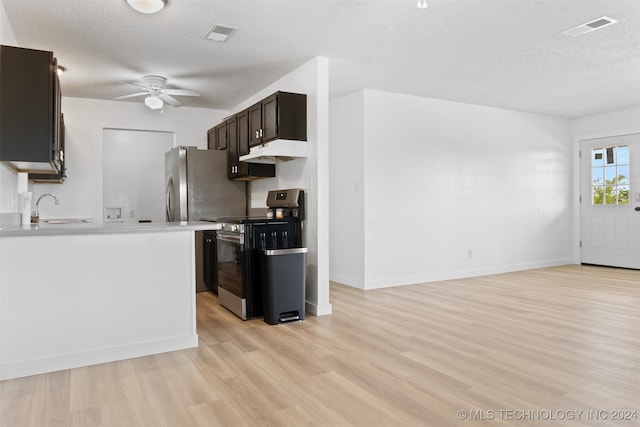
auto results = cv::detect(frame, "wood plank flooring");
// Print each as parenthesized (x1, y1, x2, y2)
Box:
(0, 265, 638, 426)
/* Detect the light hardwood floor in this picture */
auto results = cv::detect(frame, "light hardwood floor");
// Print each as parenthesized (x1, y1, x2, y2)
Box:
(0, 265, 638, 426)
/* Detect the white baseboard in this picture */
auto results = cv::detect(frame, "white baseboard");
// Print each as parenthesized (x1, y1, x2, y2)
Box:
(0, 334, 198, 381)
(305, 300, 333, 316)
(362, 258, 574, 290)
(329, 272, 364, 289)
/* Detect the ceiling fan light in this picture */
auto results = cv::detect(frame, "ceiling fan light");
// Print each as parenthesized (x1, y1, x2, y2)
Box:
(126, 0, 166, 14)
(145, 95, 163, 109)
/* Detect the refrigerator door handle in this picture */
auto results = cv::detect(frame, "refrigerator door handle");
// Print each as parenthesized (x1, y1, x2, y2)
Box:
(166, 175, 174, 222)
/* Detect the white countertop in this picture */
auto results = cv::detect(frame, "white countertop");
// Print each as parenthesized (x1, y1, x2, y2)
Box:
(0, 220, 221, 238)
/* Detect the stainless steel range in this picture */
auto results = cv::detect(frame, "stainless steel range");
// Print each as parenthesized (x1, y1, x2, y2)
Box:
(214, 189, 304, 319)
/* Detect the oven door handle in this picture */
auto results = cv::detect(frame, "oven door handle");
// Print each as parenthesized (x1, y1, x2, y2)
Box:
(216, 231, 244, 245)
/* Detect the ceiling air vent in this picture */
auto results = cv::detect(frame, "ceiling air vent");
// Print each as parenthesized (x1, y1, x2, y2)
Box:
(205, 25, 238, 42)
(561, 16, 617, 37)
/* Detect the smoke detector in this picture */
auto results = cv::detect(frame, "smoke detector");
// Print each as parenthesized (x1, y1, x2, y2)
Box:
(561, 16, 618, 37)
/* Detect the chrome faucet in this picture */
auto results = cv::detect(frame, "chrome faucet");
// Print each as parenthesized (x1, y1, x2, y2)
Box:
(31, 193, 60, 223)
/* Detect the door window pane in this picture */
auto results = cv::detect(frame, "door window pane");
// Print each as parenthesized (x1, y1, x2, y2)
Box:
(617, 146, 630, 164)
(591, 145, 631, 205)
(618, 186, 630, 204)
(618, 165, 630, 185)
(592, 148, 604, 167)
(592, 168, 604, 185)
(593, 186, 604, 204)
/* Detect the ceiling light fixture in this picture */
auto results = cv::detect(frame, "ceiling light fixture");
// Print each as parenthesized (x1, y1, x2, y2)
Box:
(144, 94, 163, 110)
(57, 65, 66, 76)
(417, 1, 428, 9)
(126, 0, 166, 14)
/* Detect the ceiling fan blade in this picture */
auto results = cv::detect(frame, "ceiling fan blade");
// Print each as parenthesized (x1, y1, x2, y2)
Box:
(113, 92, 148, 100)
(159, 93, 183, 107)
(165, 89, 201, 97)
(119, 81, 150, 90)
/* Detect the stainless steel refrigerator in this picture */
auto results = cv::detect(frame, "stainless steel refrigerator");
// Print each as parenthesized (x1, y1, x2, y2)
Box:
(165, 146, 246, 292)
(165, 146, 246, 222)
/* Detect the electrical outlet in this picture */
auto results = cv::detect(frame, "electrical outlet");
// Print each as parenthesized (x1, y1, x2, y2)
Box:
(104, 207, 124, 222)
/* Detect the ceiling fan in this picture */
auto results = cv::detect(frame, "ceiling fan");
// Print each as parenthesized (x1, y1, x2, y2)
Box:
(114, 75, 201, 109)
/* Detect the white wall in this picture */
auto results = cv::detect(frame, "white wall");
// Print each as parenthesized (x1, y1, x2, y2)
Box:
(230, 57, 331, 316)
(330, 89, 573, 289)
(571, 107, 640, 137)
(0, 0, 15, 46)
(329, 91, 365, 287)
(30, 97, 227, 221)
(569, 106, 640, 263)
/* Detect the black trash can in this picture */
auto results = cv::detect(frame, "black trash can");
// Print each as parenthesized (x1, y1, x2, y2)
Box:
(260, 247, 307, 325)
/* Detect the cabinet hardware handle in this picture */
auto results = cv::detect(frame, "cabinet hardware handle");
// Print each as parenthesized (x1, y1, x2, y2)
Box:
(260, 128, 263, 137)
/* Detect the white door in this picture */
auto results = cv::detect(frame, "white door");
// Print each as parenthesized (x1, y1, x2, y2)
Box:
(580, 133, 640, 269)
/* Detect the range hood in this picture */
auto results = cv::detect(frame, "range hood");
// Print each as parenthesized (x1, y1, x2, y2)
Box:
(239, 139, 307, 164)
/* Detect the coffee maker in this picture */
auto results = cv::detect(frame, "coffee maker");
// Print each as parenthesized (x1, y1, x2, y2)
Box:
(265, 188, 305, 221)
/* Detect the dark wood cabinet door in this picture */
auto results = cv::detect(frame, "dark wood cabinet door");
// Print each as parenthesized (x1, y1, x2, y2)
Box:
(261, 93, 278, 142)
(215, 122, 227, 150)
(237, 110, 250, 157)
(227, 150, 238, 179)
(207, 127, 216, 150)
(248, 102, 262, 147)
(225, 116, 238, 178)
(226, 116, 237, 151)
(0, 45, 55, 163)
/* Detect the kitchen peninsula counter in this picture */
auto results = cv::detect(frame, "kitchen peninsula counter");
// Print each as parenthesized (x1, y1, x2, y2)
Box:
(0, 220, 220, 237)
(0, 220, 220, 380)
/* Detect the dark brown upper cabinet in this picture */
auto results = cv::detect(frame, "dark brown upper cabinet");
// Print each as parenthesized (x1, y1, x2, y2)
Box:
(206, 126, 216, 150)
(209, 91, 306, 181)
(228, 110, 274, 181)
(0, 45, 64, 179)
(215, 122, 227, 150)
(248, 92, 306, 147)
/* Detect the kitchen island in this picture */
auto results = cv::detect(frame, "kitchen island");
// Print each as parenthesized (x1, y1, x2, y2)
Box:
(0, 221, 219, 380)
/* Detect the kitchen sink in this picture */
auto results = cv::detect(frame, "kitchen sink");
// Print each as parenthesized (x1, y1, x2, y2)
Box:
(40, 218, 92, 224)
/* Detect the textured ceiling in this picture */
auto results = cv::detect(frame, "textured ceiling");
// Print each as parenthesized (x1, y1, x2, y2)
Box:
(2, 0, 639, 118)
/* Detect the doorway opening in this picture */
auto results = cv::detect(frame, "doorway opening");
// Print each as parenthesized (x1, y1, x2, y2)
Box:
(102, 128, 175, 223)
